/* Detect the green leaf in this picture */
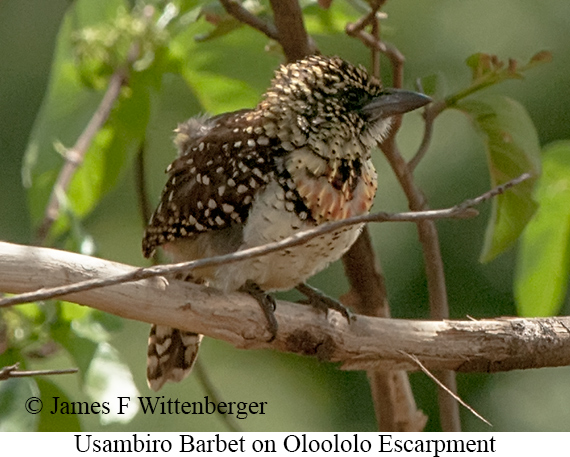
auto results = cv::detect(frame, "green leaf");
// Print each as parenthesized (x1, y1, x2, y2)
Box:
(85, 343, 140, 425)
(0, 378, 39, 431)
(66, 77, 151, 217)
(1, 305, 47, 352)
(59, 301, 91, 322)
(90, 309, 124, 333)
(457, 95, 541, 262)
(515, 141, 570, 317)
(194, 12, 243, 42)
(182, 69, 260, 114)
(49, 303, 134, 424)
(14, 303, 45, 324)
(303, 1, 356, 35)
(36, 378, 82, 432)
(50, 319, 99, 383)
(50, 302, 110, 381)
(446, 51, 552, 107)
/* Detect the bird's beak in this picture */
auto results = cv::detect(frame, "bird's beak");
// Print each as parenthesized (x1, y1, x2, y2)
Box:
(363, 89, 431, 122)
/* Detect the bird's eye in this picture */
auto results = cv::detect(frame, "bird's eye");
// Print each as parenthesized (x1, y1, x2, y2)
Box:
(345, 90, 364, 109)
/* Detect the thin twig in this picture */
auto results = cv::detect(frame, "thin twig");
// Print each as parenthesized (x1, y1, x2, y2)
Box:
(35, 6, 161, 244)
(134, 142, 161, 261)
(0, 173, 529, 309)
(373, 26, 457, 430)
(134, 142, 152, 228)
(219, 0, 279, 41)
(401, 352, 492, 427)
(459, 173, 531, 207)
(370, 7, 381, 80)
(345, 27, 405, 89)
(193, 360, 242, 432)
(348, 12, 459, 429)
(409, 100, 447, 171)
(35, 42, 142, 244)
(348, 0, 388, 84)
(0, 363, 78, 381)
(0, 208, 469, 308)
(347, 1, 386, 35)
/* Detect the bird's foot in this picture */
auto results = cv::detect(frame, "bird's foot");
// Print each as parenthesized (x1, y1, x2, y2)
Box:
(296, 282, 352, 324)
(241, 280, 278, 342)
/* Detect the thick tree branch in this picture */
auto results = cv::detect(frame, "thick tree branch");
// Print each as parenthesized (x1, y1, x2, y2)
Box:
(1, 241, 570, 374)
(268, 0, 316, 62)
(218, 0, 418, 429)
(342, 229, 427, 431)
(352, 18, 459, 429)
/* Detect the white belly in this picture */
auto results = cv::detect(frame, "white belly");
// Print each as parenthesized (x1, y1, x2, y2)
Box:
(213, 180, 363, 292)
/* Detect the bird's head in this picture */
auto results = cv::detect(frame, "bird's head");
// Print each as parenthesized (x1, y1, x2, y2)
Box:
(259, 55, 431, 159)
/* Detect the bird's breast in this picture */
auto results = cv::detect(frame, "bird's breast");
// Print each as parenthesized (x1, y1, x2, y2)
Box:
(213, 176, 367, 292)
(289, 152, 378, 223)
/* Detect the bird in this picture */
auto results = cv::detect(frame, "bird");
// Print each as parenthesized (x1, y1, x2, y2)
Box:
(142, 54, 431, 390)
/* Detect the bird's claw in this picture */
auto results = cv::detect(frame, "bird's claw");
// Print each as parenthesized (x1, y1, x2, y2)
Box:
(242, 280, 278, 342)
(296, 282, 352, 324)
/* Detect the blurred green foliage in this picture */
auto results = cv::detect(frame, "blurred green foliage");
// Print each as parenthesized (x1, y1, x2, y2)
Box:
(515, 141, 570, 317)
(1, 0, 570, 432)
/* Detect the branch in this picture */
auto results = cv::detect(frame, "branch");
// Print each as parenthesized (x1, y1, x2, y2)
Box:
(134, 142, 153, 229)
(35, 45, 139, 243)
(0, 174, 529, 307)
(1, 241, 570, 374)
(219, 0, 279, 41)
(342, 229, 427, 431)
(381, 135, 462, 431)
(0, 363, 78, 381)
(344, 2, 424, 431)
(268, 0, 315, 62)
(347, 8, 460, 430)
(409, 100, 447, 171)
(345, 24, 405, 89)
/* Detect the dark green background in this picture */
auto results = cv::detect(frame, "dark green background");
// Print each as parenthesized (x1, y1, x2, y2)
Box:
(1, 0, 570, 431)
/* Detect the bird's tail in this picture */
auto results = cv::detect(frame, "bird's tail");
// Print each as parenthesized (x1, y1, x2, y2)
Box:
(146, 325, 202, 391)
